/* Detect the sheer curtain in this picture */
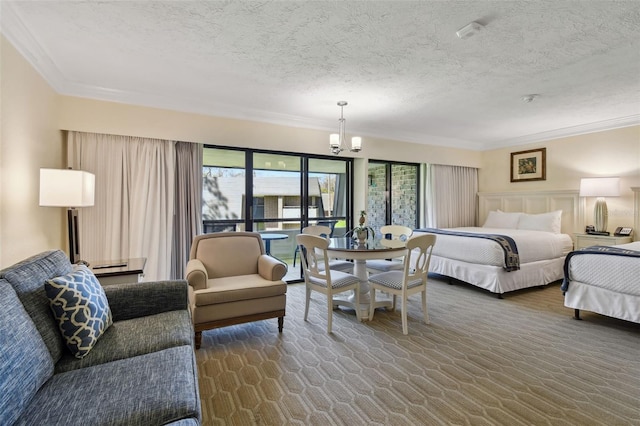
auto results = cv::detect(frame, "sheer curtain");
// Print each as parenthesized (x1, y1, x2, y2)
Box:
(67, 131, 176, 281)
(171, 142, 203, 279)
(425, 164, 478, 228)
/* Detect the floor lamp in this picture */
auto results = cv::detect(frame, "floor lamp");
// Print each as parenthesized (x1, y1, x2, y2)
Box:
(579, 177, 620, 234)
(39, 168, 95, 264)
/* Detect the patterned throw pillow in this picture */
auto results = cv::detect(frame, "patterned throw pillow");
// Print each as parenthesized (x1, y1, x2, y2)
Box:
(45, 265, 113, 359)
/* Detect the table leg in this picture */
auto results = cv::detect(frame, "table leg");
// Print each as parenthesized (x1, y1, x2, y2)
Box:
(332, 259, 391, 321)
(352, 259, 370, 303)
(264, 240, 271, 255)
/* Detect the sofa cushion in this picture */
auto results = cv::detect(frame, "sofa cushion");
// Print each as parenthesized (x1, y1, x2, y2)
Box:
(14, 345, 201, 426)
(0, 280, 54, 426)
(191, 294, 286, 325)
(104, 280, 189, 322)
(195, 274, 286, 306)
(0, 250, 72, 362)
(46, 265, 113, 359)
(55, 309, 194, 373)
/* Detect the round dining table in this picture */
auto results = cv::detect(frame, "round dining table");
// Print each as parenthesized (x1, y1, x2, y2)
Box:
(326, 237, 408, 320)
(259, 233, 289, 256)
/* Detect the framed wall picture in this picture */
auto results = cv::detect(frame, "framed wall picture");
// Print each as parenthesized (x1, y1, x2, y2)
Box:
(510, 148, 546, 182)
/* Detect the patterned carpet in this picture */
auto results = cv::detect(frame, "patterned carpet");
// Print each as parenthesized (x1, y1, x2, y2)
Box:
(195, 277, 640, 425)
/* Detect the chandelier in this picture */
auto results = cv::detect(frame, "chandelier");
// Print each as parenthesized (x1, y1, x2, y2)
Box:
(330, 101, 362, 155)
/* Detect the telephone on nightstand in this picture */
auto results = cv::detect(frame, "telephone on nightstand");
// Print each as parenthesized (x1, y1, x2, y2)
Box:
(614, 227, 633, 237)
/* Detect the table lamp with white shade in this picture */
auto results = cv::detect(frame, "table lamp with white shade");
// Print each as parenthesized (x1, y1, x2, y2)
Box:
(579, 177, 620, 234)
(39, 168, 95, 264)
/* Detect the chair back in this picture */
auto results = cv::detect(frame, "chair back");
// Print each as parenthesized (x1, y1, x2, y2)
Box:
(301, 225, 332, 239)
(404, 233, 436, 284)
(380, 225, 413, 242)
(190, 232, 264, 279)
(296, 234, 331, 282)
(316, 219, 338, 236)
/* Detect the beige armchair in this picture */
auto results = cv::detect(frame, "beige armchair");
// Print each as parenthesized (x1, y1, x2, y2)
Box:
(186, 232, 287, 349)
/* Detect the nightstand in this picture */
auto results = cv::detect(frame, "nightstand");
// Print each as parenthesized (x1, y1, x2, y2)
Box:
(90, 258, 146, 285)
(574, 234, 632, 250)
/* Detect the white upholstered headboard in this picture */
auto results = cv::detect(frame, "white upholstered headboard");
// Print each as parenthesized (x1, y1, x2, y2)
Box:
(478, 190, 581, 236)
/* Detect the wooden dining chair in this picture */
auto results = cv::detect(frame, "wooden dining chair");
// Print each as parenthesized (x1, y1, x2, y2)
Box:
(366, 225, 413, 275)
(368, 233, 436, 335)
(296, 234, 361, 333)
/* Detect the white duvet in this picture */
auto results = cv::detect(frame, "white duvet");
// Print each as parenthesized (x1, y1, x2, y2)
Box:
(568, 241, 640, 296)
(414, 227, 573, 267)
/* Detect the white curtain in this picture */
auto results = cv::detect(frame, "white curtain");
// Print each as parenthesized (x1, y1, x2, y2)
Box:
(68, 132, 176, 281)
(425, 164, 478, 228)
(171, 142, 203, 279)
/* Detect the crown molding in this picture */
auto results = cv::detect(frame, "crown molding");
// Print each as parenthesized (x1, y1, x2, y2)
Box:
(355, 128, 483, 151)
(54, 78, 485, 150)
(58, 78, 635, 152)
(484, 115, 640, 150)
(52, 74, 640, 152)
(1, 3, 67, 92)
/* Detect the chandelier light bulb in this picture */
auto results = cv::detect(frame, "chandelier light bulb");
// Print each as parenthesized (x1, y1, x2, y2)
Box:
(351, 136, 362, 152)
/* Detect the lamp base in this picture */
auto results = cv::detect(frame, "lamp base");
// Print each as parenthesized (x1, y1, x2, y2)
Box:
(67, 208, 81, 264)
(594, 198, 608, 233)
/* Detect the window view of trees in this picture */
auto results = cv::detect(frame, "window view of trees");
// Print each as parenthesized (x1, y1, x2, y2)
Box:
(201, 147, 351, 247)
(202, 166, 242, 222)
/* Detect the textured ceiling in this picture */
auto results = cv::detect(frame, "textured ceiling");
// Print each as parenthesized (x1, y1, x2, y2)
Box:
(2, 1, 640, 150)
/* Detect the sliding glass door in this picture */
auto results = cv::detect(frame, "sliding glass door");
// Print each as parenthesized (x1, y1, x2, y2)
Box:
(367, 161, 420, 236)
(202, 147, 247, 233)
(308, 157, 350, 237)
(251, 152, 302, 264)
(202, 146, 352, 281)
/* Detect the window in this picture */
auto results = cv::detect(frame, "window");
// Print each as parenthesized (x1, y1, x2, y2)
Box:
(202, 146, 353, 281)
(367, 161, 420, 236)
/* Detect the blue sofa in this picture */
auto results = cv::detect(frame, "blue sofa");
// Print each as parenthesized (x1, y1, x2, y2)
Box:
(0, 250, 201, 425)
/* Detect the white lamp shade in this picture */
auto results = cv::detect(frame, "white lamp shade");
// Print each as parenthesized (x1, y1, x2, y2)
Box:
(329, 133, 340, 147)
(39, 169, 95, 207)
(579, 177, 620, 197)
(351, 136, 362, 150)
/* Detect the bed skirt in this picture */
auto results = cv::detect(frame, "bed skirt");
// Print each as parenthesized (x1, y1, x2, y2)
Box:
(563, 280, 640, 324)
(429, 255, 565, 295)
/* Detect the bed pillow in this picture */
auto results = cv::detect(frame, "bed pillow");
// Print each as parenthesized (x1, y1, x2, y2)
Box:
(45, 265, 112, 359)
(517, 210, 562, 234)
(482, 210, 522, 229)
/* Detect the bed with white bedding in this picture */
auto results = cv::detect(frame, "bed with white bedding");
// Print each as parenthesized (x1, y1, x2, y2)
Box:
(413, 225, 574, 296)
(562, 241, 640, 323)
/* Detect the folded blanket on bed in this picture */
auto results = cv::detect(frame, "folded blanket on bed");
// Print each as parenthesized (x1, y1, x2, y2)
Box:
(414, 228, 520, 272)
(561, 245, 640, 292)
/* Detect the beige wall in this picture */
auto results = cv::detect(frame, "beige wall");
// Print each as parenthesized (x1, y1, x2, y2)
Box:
(57, 96, 482, 168)
(0, 36, 66, 267)
(55, 86, 482, 235)
(480, 126, 640, 231)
